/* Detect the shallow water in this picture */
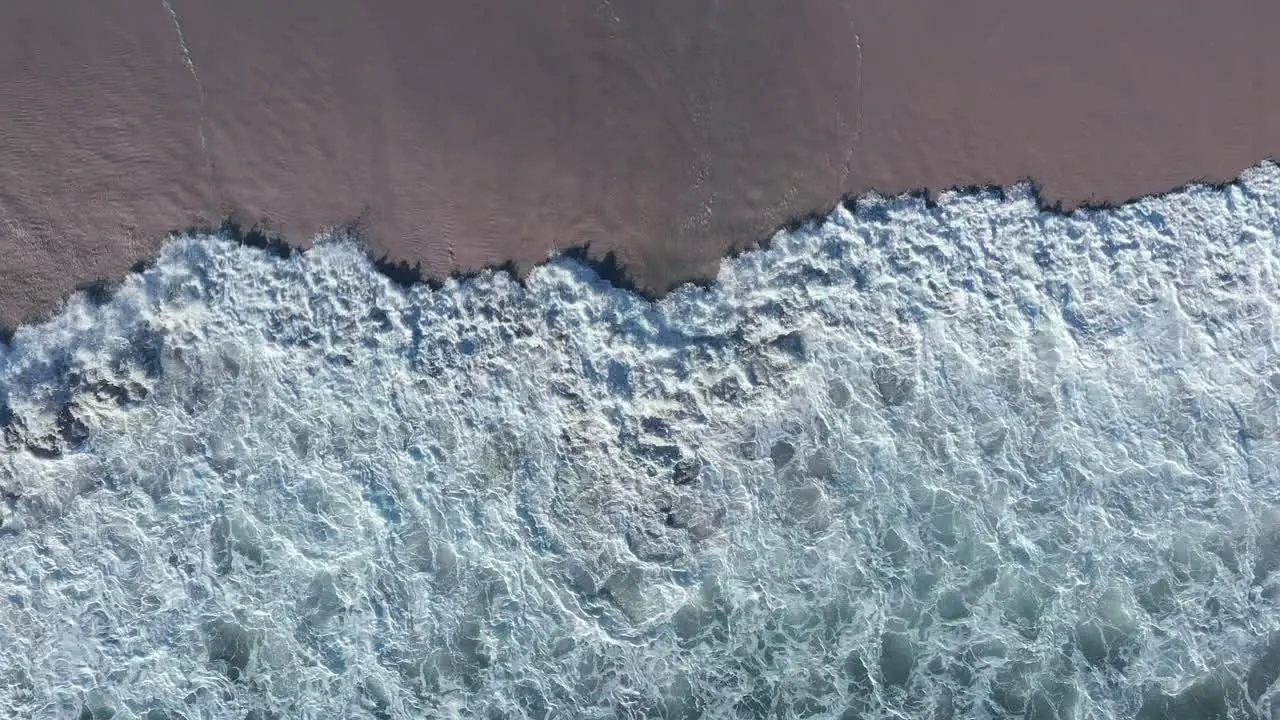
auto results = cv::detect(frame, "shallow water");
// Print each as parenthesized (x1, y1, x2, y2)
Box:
(2, 166, 1279, 719)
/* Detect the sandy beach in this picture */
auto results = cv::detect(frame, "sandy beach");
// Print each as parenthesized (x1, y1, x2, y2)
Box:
(2, 0, 1277, 329)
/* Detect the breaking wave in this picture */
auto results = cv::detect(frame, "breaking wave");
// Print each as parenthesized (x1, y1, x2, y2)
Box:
(2, 165, 1280, 719)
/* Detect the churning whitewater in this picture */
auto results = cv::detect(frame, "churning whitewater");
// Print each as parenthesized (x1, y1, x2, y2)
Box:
(2, 167, 1280, 720)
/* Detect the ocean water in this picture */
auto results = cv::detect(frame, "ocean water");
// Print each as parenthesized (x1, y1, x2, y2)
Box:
(2, 167, 1280, 720)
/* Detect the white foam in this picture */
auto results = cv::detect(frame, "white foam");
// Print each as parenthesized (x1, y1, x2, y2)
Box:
(2, 167, 1280, 718)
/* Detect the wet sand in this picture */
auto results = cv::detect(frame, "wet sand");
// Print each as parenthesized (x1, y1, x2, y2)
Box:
(2, 0, 1278, 330)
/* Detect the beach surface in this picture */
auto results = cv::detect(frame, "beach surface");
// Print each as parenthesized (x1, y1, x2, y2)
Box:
(2, 0, 1278, 328)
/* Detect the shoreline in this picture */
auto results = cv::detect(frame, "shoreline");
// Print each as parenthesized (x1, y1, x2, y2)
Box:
(5, 159, 1276, 344)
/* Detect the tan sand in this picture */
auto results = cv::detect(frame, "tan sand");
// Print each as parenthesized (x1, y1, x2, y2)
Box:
(2, 0, 1278, 329)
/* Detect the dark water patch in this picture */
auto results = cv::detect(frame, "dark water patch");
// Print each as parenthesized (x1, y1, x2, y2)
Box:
(780, 208, 833, 235)
(768, 330, 806, 358)
(1248, 630, 1280, 702)
(871, 364, 915, 407)
(54, 404, 90, 448)
(710, 376, 746, 404)
(0, 395, 13, 443)
(671, 457, 702, 486)
(368, 255, 434, 289)
(74, 277, 120, 307)
(640, 416, 672, 438)
(879, 630, 916, 687)
(205, 619, 257, 683)
(556, 245, 654, 299)
(77, 705, 116, 720)
(214, 218, 296, 261)
(638, 438, 681, 461)
(361, 485, 402, 525)
(770, 440, 796, 468)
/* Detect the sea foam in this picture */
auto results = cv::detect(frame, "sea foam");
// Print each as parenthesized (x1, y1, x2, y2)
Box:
(2, 166, 1279, 719)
